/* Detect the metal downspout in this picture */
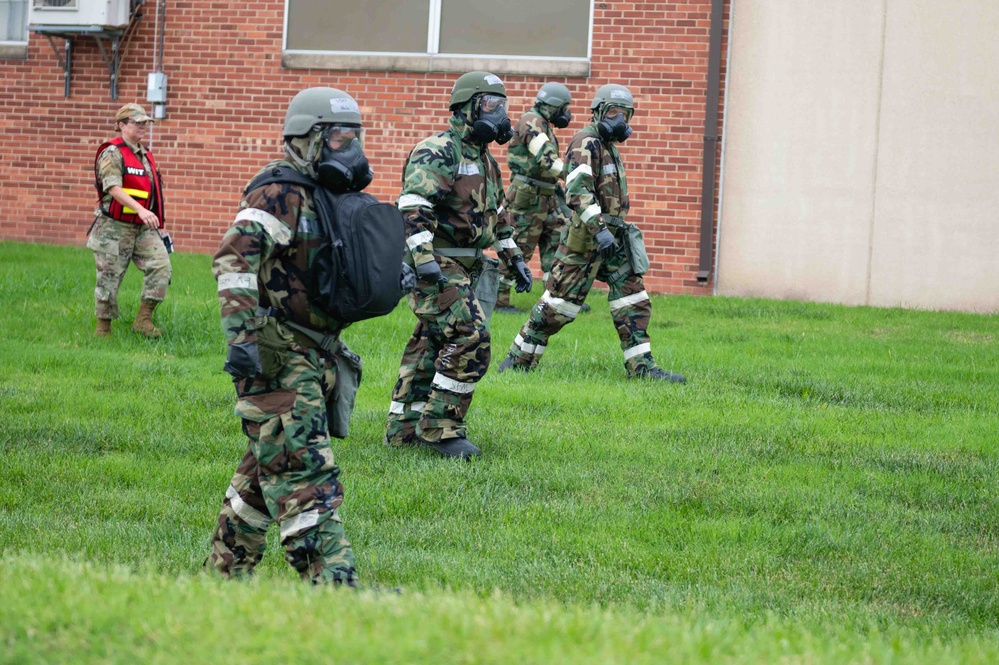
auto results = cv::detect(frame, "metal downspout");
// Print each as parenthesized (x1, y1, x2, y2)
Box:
(696, 0, 725, 283)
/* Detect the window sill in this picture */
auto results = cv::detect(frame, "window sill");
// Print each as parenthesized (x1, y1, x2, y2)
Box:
(281, 51, 590, 77)
(0, 43, 28, 59)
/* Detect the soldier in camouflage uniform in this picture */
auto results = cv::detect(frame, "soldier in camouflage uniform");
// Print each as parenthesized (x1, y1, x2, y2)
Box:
(494, 82, 574, 314)
(385, 71, 534, 459)
(498, 85, 686, 383)
(206, 88, 378, 585)
(88, 103, 171, 338)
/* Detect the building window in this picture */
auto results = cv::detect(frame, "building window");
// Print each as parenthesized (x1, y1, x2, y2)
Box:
(1, 0, 28, 42)
(283, 0, 592, 76)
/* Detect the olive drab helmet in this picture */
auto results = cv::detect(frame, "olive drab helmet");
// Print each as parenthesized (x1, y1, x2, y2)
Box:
(536, 82, 572, 109)
(449, 71, 507, 110)
(590, 84, 634, 142)
(536, 82, 572, 128)
(283, 87, 362, 138)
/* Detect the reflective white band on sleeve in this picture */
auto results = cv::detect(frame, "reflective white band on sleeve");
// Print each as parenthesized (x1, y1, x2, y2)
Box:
(580, 204, 602, 223)
(528, 133, 550, 156)
(565, 164, 593, 186)
(541, 290, 582, 319)
(602, 164, 618, 175)
(398, 193, 433, 210)
(624, 342, 652, 361)
(498, 238, 517, 250)
(548, 158, 564, 176)
(432, 372, 477, 394)
(217, 272, 257, 292)
(280, 509, 324, 541)
(411, 401, 427, 413)
(514, 334, 547, 356)
(457, 162, 480, 176)
(608, 290, 650, 312)
(406, 230, 434, 250)
(226, 485, 272, 530)
(235, 208, 292, 245)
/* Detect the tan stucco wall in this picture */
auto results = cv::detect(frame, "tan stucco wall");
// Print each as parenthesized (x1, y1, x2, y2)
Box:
(717, 0, 999, 313)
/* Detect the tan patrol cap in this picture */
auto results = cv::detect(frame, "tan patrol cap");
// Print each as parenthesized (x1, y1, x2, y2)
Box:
(114, 103, 154, 125)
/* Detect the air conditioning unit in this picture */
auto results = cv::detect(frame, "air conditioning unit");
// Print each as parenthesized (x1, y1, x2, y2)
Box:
(28, 0, 131, 28)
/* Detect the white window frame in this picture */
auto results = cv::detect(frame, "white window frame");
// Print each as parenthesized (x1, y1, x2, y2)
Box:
(281, 0, 593, 77)
(0, 0, 28, 58)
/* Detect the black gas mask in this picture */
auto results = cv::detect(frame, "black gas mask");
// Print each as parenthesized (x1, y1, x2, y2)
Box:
(469, 94, 513, 145)
(596, 106, 633, 143)
(550, 104, 572, 129)
(317, 125, 373, 192)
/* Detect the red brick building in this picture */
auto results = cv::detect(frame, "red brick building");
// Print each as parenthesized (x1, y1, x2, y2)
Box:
(0, 0, 727, 296)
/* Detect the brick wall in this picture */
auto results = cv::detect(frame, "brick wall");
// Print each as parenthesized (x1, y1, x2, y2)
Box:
(0, 0, 727, 295)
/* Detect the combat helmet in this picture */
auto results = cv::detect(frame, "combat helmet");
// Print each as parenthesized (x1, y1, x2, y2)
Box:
(283, 87, 361, 138)
(536, 82, 572, 108)
(590, 84, 634, 116)
(449, 71, 507, 110)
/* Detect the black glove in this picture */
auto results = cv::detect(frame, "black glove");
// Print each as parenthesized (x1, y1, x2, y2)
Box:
(400, 263, 417, 291)
(511, 256, 533, 293)
(594, 227, 617, 260)
(223, 341, 261, 380)
(416, 259, 448, 287)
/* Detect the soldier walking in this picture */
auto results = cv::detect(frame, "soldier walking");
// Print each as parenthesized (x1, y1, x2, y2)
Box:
(206, 88, 379, 585)
(385, 71, 533, 459)
(89, 103, 171, 337)
(498, 85, 686, 383)
(494, 82, 574, 314)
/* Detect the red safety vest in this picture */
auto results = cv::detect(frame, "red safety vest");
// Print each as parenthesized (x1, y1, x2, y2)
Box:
(94, 137, 166, 227)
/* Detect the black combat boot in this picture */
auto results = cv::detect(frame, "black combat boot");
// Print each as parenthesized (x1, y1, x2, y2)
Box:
(424, 437, 481, 459)
(632, 366, 687, 383)
(497, 353, 529, 374)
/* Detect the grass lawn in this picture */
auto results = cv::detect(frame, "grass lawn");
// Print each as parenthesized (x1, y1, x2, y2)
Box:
(1, 240, 997, 663)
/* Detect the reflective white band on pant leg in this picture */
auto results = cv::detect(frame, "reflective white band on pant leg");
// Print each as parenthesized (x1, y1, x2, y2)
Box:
(566, 164, 593, 186)
(623, 342, 651, 361)
(541, 290, 581, 319)
(217, 272, 257, 292)
(580, 204, 602, 223)
(608, 290, 650, 313)
(280, 509, 323, 541)
(226, 485, 272, 530)
(398, 193, 433, 210)
(514, 334, 546, 356)
(498, 238, 517, 250)
(432, 372, 476, 394)
(548, 158, 564, 176)
(406, 230, 434, 250)
(391, 400, 428, 415)
(235, 208, 293, 245)
(528, 133, 550, 155)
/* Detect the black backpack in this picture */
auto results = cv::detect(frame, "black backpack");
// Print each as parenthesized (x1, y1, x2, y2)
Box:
(245, 164, 405, 323)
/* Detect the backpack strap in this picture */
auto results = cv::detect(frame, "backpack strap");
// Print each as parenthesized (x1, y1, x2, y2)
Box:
(244, 164, 317, 196)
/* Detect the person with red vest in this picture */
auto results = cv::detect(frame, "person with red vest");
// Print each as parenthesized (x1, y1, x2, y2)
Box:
(88, 103, 172, 337)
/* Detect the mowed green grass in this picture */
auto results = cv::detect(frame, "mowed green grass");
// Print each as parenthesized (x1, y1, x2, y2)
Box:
(0, 240, 996, 663)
